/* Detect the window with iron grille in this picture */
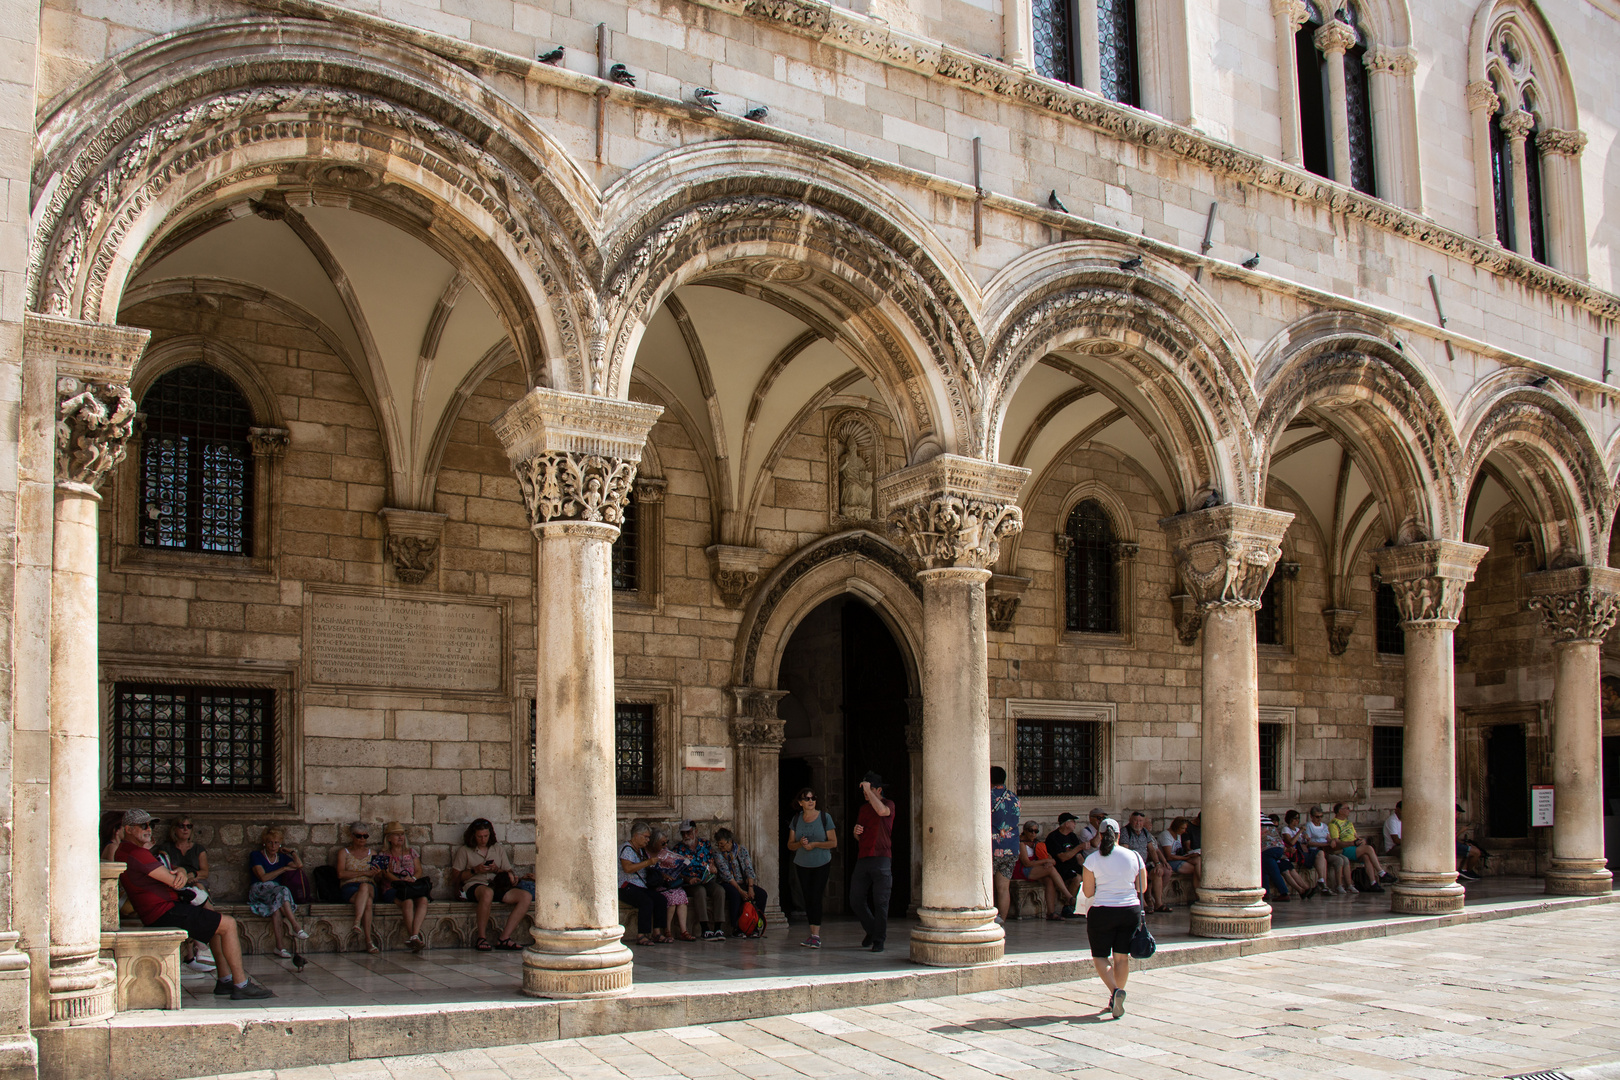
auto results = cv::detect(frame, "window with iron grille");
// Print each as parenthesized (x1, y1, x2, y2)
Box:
(1016, 718, 1101, 797)
(1524, 113, 1547, 264)
(1256, 576, 1281, 646)
(1065, 500, 1119, 634)
(1371, 725, 1403, 788)
(530, 699, 657, 797)
(611, 496, 639, 592)
(1032, 0, 1075, 84)
(139, 365, 255, 555)
(1096, 0, 1139, 106)
(1490, 101, 1515, 248)
(112, 682, 274, 792)
(1375, 581, 1405, 655)
(1259, 723, 1283, 792)
(1295, 3, 1331, 179)
(1342, 7, 1376, 195)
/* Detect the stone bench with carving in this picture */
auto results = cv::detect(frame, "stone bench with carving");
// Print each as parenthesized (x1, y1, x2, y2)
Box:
(100, 862, 185, 1012)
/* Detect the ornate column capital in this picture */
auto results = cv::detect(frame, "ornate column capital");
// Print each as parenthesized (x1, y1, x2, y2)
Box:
(1466, 79, 1500, 114)
(1271, 0, 1309, 28)
(877, 455, 1029, 572)
(1365, 47, 1416, 76)
(1525, 566, 1620, 644)
(1313, 18, 1357, 57)
(378, 508, 448, 585)
(1537, 128, 1588, 158)
(490, 388, 663, 535)
(247, 426, 290, 459)
(56, 377, 136, 495)
(728, 686, 788, 749)
(706, 544, 769, 609)
(1371, 540, 1488, 627)
(1160, 504, 1293, 612)
(1499, 108, 1536, 142)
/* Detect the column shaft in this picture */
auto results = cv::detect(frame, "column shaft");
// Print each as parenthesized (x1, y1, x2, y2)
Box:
(1272, 1, 1305, 165)
(1503, 110, 1535, 256)
(1322, 47, 1351, 184)
(1466, 82, 1501, 241)
(1393, 622, 1464, 913)
(1547, 640, 1610, 893)
(729, 690, 788, 924)
(1077, 0, 1101, 93)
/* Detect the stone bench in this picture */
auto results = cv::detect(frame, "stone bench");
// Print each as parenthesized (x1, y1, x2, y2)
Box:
(124, 901, 541, 955)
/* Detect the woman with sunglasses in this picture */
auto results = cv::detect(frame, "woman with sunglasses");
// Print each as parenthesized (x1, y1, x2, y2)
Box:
(336, 822, 381, 953)
(249, 827, 308, 958)
(786, 786, 837, 949)
(157, 818, 215, 967)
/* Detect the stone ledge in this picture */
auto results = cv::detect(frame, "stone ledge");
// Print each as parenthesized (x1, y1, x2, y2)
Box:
(43, 890, 1616, 1080)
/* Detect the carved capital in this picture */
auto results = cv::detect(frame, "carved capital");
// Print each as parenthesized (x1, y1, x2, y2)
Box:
(1499, 108, 1536, 142)
(1323, 608, 1360, 656)
(1271, 0, 1308, 28)
(1537, 128, 1588, 158)
(987, 573, 1030, 633)
(728, 686, 788, 749)
(634, 477, 668, 504)
(490, 388, 663, 534)
(378, 508, 448, 586)
(1365, 47, 1416, 76)
(877, 455, 1028, 571)
(247, 427, 290, 458)
(1113, 541, 1140, 561)
(56, 377, 137, 494)
(1160, 504, 1293, 612)
(706, 544, 769, 608)
(1371, 540, 1488, 626)
(1525, 566, 1620, 644)
(1313, 19, 1358, 56)
(1466, 79, 1501, 114)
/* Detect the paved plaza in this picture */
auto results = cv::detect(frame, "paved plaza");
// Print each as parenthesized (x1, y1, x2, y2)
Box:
(184, 903, 1620, 1080)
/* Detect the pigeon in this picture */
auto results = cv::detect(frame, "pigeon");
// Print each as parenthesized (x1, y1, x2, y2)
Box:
(609, 63, 636, 87)
(744, 106, 769, 122)
(693, 87, 721, 111)
(1242, 252, 1261, 269)
(537, 45, 565, 65)
(1118, 255, 1143, 271)
(1047, 190, 1069, 213)
(290, 953, 307, 972)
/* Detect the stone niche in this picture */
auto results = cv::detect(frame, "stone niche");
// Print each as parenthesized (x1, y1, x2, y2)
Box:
(828, 410, 881, 528)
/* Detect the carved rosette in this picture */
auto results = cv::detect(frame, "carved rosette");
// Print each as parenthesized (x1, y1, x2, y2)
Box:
(490, 388, 663, 536)
(1323, 609, 1360, 656)
(877, 455, 1029, 573)
(1525, 566, 1620, 644)
(706, 545, 769, 609)
(1160, 505, 1294, 614)
(56, 376, 137, 494)
(1371, 540, 1488, 627)
(1313, 19, 1357, 56)
(378, 508, 448, 586)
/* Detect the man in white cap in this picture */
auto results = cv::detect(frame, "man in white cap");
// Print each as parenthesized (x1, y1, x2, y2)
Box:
(672, 820, 726, 940)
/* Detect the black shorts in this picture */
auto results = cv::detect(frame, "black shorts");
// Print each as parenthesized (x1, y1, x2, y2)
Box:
(1085, 903, 1141, 958)
(152, 902, 223, 944)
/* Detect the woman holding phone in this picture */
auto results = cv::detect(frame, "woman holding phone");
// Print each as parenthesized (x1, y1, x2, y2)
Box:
(452, 819, 531, 952)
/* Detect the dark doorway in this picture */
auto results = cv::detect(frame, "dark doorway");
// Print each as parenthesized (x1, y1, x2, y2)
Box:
(775, 595, 913, 922)
(1603, 735, 1618, 873)
(1486, 723, 1529, 840)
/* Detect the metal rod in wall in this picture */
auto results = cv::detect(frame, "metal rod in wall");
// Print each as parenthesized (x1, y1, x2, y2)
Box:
(1193, 200, 1218, 282)
(972, 136, 983, 248)
(1428, 274, 1456, 364)
(595, 24, 609, 165)
(1604, 336, 1611, 383)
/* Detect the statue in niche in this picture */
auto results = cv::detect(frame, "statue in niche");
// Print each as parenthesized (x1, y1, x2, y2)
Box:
(837, 434, 873, 519)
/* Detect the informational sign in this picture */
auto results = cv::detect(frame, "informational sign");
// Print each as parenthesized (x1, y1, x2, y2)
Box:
(684, 745, 727, 771)
(1531, 785, 1555, 828)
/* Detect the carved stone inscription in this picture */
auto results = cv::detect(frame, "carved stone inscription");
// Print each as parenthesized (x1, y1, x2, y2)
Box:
(308, 590, 503, 692)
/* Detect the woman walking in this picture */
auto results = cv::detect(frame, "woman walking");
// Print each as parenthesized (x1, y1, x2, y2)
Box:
(786, 787, 837, 949)
(1081, 817, 1146, 1020)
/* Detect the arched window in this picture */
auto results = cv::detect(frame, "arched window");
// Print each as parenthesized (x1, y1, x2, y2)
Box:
(1097, 0, 1140, 107)
(139, 364, 255, 555)
(1032, 0, 1139, 106)
(1294, 3, 1376, 196)
(1064, 500, 1119, 634)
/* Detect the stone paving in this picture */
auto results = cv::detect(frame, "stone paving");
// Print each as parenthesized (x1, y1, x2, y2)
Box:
(186, 903, 1620, 1080)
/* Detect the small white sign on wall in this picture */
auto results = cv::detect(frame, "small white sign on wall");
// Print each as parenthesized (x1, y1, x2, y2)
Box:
(1531, 785, 1555, 828)
(684, 745, 727, 771)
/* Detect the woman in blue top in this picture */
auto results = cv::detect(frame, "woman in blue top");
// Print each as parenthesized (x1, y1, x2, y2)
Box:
(248, 827, 308, 958)
(786, 787, 837, 949)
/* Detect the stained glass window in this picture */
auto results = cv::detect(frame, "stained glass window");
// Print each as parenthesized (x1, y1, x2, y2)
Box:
(1033, 0, 1075, 84)
(1097, 0, 1139, 105)
(139, 365, 255, 555)
(1065, 500, 1119, 634)
(1017, 719, 1101, 797)
(113, 682, 274, 792)
(612, 495, 639, 592)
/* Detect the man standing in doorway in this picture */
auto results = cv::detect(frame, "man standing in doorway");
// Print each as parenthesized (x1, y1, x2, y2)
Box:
(849, 771, 896, 952)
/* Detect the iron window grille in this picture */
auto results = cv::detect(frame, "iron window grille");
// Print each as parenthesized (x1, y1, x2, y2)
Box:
(1097, 0, 1140, 106)
(611, 496, 639, 592)
(112, 682, 274, 792)
(1256, 576, 1281, 645)
(1341, 6, 1376, 195)
(1371, 724, 1403, 788)
(1065, 500, 1119, 634)
(529, 699, 657, 797)
(1016, 718, 1101, 798)
(1374, 581, 1405, 655)
(1524, 113, 1548, 264)
(138, 364, 255, 555)
(1491, 100, 1515, 248)
(1259, 722, 1283, 792)
(1033, 0, 1076, 84)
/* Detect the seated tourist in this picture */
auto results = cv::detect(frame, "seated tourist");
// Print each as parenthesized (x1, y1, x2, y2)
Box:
(1304, 804, 1348, 894)
(672, 820, 726, 941)
(648, 829, 695, 941)
(713, 828, 768, 937)
(618, 820, 668, 946)
(1121, 811, 1172, 912)
(248, 827, 308, 958)
(336, 822, 382, 953)
(1456, 805, 1485, 881)
(380, 822, 431, 952)
(1383, 802, 1402, 857)
(1260, 814, 1296, 902)
(1157, 816, 1201, 895)
(116, 809, 271, 999)
(1077, 807, 1110, 856)
(156, 817, 211, 894)
(1045, 814, 1085, 917)
(1016, 821, 1073, 918)
(1328, 803, 1396, 889)
(99, 810, 126, 863)
(1278, 810, 1321, 898)
(453, 818, 531, 952)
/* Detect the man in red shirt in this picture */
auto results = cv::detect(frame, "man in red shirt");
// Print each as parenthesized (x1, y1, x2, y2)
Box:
(848, 771, 896, 952)
(115, 809, 271, 999)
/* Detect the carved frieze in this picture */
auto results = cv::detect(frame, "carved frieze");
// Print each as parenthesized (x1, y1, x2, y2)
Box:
(1160, 505, 1293, 612)
(878, 455, 1028, 573)
(56, 377, 137, 494)
(1371, 541, 1488, 626)
(1525, 566, 1620, 644)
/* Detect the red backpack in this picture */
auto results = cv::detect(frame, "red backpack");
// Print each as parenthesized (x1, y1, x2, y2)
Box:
(736, 901, 767, 936)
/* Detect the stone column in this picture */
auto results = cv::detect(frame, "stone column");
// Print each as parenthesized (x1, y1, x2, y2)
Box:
(1364, 49, 1414, 206)
(1002, 0, 1033, 71)
(879, 454, 1028, 967)
(1466, 81, 1503, 242)
(1315, 19, 1357, 187)
(728, 687, 789, 923)
(904, 698, 924, 917)
(1076, 0, 1102, 94)
(1373, 540, 1487, 915)
(491, 387, 662, 999)
(1161, 505, 1293, 939)
(43, 322, 146, 1025)
(1526, 566, 1620, 895)
(1536, 129, 1588, 277)
(1272, 0, 1308, 166)
(1500, 109, 1536, 257)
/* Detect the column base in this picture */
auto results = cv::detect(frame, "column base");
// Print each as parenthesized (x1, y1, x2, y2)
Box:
(909, 907, 1004, 967)
(1545, 860, 1614, 896)
(1391, 872, 1465, 914)
(521, 927, 633, 999)
(1188, 889, 1271, 939)
(44, 954, 115, 1026)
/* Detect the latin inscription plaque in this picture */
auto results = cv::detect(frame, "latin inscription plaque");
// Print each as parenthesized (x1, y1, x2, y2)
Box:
(308, 589, 503, 692)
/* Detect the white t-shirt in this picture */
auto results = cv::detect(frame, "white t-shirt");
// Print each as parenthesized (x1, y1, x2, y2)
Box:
(1084, 846, 1144, 908)
(1157, 830, 1182, 856)
(1383, 814, 1402, 849)
(1304, 820, 1331, 846)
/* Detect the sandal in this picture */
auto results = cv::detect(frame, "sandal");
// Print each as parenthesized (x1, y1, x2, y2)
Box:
(496, 938, 523, 951)
(635, 935, 656, 946)
(475, 937, 492, 952)
(654, 934, 674, 944)
(677, 931, 697, 941)
(1154, 906, 1173, 913)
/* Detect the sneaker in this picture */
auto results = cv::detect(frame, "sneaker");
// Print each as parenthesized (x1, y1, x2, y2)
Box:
(800, 935, 821, 949)
(1336, 886, 1349, 895)
(1349, 885, 1360, 893)
(1459, 869, 1482, 881)
(274, 948, 292, 959)
(994, 915, 1004, 926)
(296, 929, 310, 940)
(1111, 988, 1127, 1019)
(184, 959, 217, 974)
(230, 979, 275, 1001)
(1379, 872, 1397, 885)
(213, 978, 235, 996)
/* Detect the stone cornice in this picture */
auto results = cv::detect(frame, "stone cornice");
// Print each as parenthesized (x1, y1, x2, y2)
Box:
(24, 313, 149, 384)
(1524, 566, 1620, 643)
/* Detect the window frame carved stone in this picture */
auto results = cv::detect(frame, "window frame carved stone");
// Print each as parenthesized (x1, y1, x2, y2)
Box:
(613, 477, 666, 613)
(516, 679, 678, 821)
(1257, 704, 1297, 797)
(1005, 698, 1116, 814)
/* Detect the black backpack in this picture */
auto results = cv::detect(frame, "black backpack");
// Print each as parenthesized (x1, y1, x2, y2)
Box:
(312, 864, 343, 904)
